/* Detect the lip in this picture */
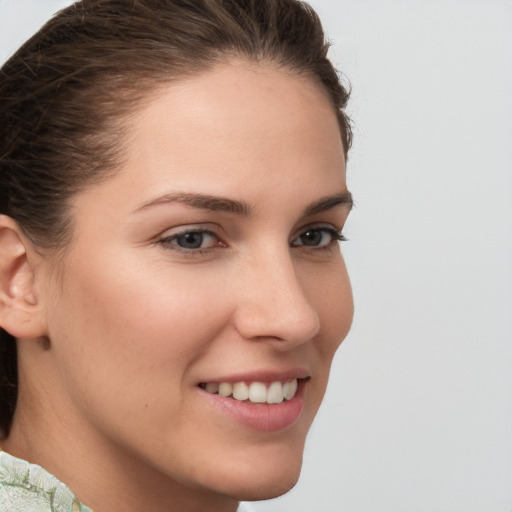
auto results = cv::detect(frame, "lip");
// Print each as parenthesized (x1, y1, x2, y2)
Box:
(197, 367, 311, 385)
(197, 372, 309, 432)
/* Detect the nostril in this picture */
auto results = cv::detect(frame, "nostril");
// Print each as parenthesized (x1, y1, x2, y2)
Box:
(232, 258, 321, 344)
(233, 298, 320, 345)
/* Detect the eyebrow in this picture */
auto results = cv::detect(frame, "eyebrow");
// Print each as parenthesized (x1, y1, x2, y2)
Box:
(304, 191, 353, 216)
(136, 192, 252, 216)
(135, 190, 353, 216)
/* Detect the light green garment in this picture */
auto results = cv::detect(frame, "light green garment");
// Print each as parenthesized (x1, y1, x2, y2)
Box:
(0, 450, 254, 512)
(0, 450, 92, 512)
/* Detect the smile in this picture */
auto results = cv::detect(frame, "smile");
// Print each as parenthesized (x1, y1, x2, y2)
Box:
(198, 375, 310, 431)
(200, 379, 299, 404)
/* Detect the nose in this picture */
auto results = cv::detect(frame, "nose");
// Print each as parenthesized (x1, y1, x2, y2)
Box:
(232, 249, 320, 348)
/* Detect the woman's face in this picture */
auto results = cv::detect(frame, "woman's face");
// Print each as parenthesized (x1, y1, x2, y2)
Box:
(36, 61, 353, 504)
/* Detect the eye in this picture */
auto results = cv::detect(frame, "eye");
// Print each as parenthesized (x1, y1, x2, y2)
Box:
(158, 229, 225, 251)
(291, 226, 345, 248)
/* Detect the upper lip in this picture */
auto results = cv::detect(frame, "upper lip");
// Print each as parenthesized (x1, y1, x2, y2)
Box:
(198, 368, 311, 384)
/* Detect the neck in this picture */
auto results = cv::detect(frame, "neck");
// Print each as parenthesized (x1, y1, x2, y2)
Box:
(3, 415, 239, 512)
(4, 358, 239, 512)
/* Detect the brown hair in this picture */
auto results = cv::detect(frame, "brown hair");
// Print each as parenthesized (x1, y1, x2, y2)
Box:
(0, 0, 351, 436)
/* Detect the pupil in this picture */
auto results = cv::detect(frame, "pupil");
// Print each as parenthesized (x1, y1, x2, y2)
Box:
(178, 232, 203, 249)
(302, 230, 321, 246)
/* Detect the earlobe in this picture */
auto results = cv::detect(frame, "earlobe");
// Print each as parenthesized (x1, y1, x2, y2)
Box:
(0, 215, 47, 339)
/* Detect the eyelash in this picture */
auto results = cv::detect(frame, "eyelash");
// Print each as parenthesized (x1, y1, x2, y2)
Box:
(157, 225, 346, 254)
(291, 226, 347, 248)
(157, 229, 224, 254)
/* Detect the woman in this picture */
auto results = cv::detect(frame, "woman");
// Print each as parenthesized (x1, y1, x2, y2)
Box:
(0, 0, 353, 510)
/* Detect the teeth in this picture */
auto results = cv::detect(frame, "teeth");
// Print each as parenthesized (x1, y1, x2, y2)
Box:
(232, 382, 249, 401)
(267, 381, 284, 404)
(203, 378, 299, 404)
(205, 382, 219, 394)
(249, 382, 267, 403)
(218, 382, 232, 397)
(284, 378, 297, 400)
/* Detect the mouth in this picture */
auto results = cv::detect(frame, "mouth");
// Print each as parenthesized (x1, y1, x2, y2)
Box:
(197, 372, 311, 431)
(198, 378, 306, 405)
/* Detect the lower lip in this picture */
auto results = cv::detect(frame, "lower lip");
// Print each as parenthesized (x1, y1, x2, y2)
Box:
(199, 383, 305, 432)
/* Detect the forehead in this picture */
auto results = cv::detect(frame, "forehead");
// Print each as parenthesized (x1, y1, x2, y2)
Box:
(73, 61, 346, 218)
(134, 63, 342, 171)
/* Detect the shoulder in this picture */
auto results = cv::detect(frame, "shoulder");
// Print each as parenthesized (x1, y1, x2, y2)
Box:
(0, 450, 92, 512)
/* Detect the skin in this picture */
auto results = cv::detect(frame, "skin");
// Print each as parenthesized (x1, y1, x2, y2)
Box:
(0, 60, 353, 512)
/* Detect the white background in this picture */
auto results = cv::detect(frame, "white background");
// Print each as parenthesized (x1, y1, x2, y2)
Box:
(1, 1, 511, 511)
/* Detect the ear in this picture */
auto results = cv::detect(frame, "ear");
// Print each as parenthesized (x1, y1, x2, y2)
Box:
(0, 215, 47, 339)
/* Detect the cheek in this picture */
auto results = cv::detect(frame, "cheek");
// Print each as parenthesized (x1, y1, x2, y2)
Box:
(299, 257, 353, 411)
(47, 254, 231, 403)
(306, 257, 353, 356)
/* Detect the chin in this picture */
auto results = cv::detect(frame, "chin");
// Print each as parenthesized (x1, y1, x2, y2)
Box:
(228, 462, 302, 502)
(206, 438, 306, 502)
